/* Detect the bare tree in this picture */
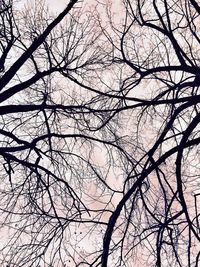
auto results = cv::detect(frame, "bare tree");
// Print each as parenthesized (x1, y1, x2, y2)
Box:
(0, 0, 200, 266)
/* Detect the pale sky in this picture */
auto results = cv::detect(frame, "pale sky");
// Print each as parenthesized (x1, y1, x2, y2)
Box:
(45, 0, 95, 13)
(45, 0, 67, 13)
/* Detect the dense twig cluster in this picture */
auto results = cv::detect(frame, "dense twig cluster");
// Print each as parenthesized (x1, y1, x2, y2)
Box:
(0, 0, 200, 266)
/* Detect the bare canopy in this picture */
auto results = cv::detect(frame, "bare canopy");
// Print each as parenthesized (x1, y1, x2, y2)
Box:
(0, 0, 200, 266)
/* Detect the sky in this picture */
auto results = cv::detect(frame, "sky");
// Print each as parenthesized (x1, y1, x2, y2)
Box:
(1, 0, 197, 266)
(45, 0, 68, 13)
